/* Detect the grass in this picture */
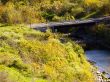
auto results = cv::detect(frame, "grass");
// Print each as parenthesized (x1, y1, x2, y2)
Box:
(0, 24, 94, 82)
(81, 11, 98, 19)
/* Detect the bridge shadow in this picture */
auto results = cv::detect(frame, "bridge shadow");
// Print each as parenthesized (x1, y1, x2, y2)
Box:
(54, 24, 110, 50)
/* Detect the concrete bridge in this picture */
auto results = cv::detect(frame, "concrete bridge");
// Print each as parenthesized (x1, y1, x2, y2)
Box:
(30, 16, 110, 49)
(30, 16, 110, 33)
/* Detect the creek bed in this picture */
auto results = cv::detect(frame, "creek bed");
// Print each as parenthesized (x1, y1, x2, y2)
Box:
(85, 50, 110, 79)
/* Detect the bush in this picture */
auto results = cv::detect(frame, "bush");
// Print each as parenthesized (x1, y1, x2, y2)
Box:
(0, 65, 31, 82)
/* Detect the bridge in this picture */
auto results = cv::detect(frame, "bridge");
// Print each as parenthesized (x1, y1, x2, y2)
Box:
(30, 16, 110, 49)
(30, 16, 110, 32)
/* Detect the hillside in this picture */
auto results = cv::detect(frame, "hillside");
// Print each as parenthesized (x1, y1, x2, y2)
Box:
(0, 0, 110, 24)
(0, 24, 94, 82)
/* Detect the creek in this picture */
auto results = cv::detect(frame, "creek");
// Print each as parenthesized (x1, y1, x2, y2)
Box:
(85, 50, 110, 74)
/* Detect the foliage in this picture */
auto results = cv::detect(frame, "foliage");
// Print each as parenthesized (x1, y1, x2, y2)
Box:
(0, 25, 95, 82)
(0, 0, 109, 24)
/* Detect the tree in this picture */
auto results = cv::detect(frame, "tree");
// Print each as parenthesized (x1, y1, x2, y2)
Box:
(83, 0, 102, 10)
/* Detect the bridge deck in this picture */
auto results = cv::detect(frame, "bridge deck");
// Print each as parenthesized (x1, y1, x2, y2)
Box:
(30, 16, 110, 29)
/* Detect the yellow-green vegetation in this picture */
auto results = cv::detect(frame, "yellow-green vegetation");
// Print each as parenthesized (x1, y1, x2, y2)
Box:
(0, 0, 110, 24)
(0, 24, 94, 82)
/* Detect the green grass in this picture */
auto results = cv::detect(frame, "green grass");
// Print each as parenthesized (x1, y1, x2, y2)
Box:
(0, 25, 94, 82)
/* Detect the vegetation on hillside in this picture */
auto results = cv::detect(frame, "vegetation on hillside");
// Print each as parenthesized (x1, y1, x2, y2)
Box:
(0, 24, 94, 82)
(0, 0, 109, 82)
(0, 0, 110, 24)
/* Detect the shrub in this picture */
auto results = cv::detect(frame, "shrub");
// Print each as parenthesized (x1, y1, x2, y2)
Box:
(0, 65, 31, 82)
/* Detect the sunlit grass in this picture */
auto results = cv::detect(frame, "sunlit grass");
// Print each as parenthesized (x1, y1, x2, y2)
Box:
(0, 25, 94, 82)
